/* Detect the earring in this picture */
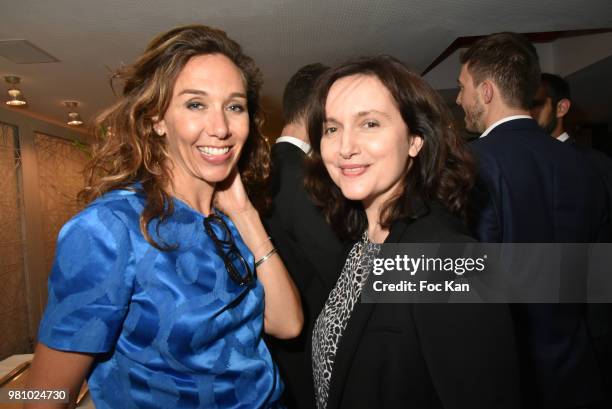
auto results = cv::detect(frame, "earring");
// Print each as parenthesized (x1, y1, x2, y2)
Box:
(154, 127, 163, 136)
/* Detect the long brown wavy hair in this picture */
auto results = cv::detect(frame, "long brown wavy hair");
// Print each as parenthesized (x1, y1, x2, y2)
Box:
(79, 25, 270, 249)
(305, 55, 475, 241)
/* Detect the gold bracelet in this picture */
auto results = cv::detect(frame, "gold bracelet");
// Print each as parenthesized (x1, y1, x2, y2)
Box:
(255, 247, 278, 268)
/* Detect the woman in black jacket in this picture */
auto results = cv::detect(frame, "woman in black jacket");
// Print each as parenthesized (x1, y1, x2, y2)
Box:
(304, 55, 520, 409)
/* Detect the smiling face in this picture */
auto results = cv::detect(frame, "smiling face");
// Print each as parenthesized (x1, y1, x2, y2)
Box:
(456, 64, 486, 134)
(156, 53, 249, 193)
(320, 74, 422, 214)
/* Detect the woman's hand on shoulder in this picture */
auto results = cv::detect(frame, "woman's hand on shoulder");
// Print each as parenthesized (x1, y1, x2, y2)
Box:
(214, 171, 303, 339)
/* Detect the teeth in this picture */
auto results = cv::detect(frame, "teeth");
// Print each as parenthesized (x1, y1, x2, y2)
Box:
(343, 167, 365, 174)
(198, 146, 230, 155)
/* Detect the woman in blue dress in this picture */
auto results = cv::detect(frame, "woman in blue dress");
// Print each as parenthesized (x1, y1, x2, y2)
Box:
(26, 25, 302, 409)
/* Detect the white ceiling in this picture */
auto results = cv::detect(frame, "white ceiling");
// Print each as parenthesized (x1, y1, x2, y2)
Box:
(1, 0, 611, 136)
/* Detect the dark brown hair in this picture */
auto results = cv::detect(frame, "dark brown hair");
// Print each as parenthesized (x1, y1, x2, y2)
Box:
(282, 63, 329, 124)
(305, 55, 475, 241)
(540, 73, 571, 107)
(460, 32, 540, 110)
(79, 25, 269, 249)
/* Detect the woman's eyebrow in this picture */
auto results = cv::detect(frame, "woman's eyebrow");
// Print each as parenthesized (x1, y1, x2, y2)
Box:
(356, 109, 391, 119)
(324, 117, 340, 124)
(177, 89, 247, 99)
(178, 89, 207, 96)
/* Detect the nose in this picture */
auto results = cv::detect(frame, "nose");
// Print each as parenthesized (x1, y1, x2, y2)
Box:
(339, 129, 359, 159)
(455, 92, 461, 106)
(207, 108, 230, 139)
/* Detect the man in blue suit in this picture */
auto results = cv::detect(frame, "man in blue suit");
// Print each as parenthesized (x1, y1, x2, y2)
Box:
(457, 32, 609, 408)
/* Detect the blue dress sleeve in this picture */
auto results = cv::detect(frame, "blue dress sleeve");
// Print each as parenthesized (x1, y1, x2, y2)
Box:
(38, 204, 134, 353)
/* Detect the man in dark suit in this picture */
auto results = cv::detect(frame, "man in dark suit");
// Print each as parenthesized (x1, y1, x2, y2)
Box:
(531, 72, 612, 407)
(264, 63, 343, 409)
(531, 73, 612, 217)
(456, 32, 609, 408)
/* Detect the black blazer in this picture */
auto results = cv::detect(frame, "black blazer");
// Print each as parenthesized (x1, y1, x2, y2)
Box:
(566, 136, 612, 408)
(469, 118, 608, 408)
(264, 141, 344, 409)
(322, 204, 521, 409)
(469, 118, 609, 244)
(566, 135, 612, 237)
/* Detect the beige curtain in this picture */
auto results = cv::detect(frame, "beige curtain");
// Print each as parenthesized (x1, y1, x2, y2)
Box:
(34, 133, 89, 280)
(0, 123, 29, 360)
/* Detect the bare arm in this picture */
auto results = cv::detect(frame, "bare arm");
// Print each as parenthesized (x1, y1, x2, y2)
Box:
(227, 207, 303, 338)
(25, 343, 94, 409)
(215, 172, 303, 339)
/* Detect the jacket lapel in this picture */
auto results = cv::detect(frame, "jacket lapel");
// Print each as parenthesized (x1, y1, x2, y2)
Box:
(325, 219, 411, 408)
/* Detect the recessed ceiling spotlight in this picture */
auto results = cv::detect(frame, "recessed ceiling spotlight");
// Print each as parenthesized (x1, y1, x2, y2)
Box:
(64, 101, 84, 126)
(4, 76, 27, 106)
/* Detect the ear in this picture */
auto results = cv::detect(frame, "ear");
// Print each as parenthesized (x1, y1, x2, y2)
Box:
(408, 135, 423, 158)
(556, 98, 571, 119)
(152, 116, 166, 136)
(480, 80, 494, 104)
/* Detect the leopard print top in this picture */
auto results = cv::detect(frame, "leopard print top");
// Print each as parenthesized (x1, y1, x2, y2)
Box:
(311, 231, 381, 409)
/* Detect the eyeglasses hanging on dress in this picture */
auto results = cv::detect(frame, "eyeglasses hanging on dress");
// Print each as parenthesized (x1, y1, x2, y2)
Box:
(203, 213, 255, 287)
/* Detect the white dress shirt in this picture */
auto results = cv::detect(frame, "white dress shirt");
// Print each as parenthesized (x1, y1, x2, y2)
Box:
(557, 132, 570, 142)
(275, 136, 311, 154)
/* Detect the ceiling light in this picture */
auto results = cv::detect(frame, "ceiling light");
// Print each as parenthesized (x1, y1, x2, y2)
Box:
(64, 101, 84, 126)
(4, 76, 27, 106)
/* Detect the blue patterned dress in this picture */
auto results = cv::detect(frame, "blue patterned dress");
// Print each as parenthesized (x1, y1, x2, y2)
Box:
(38, 187, 283, 409)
